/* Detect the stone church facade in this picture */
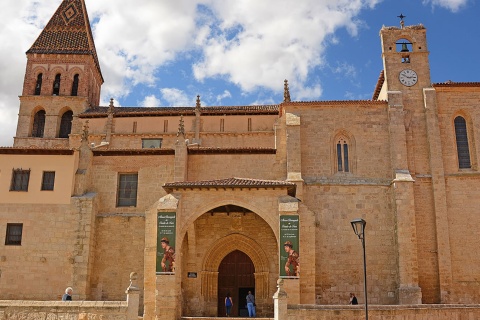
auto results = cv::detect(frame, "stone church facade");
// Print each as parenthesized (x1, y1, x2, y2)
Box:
(1, 0, 480, 319)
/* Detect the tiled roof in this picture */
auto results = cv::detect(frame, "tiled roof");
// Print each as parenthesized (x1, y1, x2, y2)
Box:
(433, 81, 480, 87)
(163, 177, 296, 196)
(93, 149, 175, 156)
(372, 70, 385, 100)
(80, 105, 280, 118)
(187, 147, 276, 155)
(281, 100, 386, 106)
(0, 147, 74, 155)
(27, 0, 103, 81)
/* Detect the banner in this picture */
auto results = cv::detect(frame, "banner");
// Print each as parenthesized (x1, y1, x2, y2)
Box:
(279, 215, 300, 278)
(156, 212, 176, 274)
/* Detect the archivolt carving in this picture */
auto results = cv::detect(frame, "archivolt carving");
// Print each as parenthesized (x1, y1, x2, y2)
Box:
(201, 233, 271, 300)
(202, 233, 269, 272)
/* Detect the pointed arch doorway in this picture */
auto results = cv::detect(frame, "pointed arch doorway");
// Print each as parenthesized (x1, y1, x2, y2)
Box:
(217, 250, 255, 317)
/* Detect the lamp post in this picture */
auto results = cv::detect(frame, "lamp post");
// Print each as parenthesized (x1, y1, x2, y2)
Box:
(351, 218, 368, 320)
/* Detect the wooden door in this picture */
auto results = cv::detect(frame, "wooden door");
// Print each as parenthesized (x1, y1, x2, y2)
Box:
(217, 250, 255, 317)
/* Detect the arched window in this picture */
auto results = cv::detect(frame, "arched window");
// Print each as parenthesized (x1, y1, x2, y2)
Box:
(53, 74, 61, 95)
(59, 110, 73, 138)
(71, 74, 79, 96)
(32, 110, 46, 138)
(336, 137, 349, 172)
(454, 116, 471, 169)
(35, 73, 43, 95)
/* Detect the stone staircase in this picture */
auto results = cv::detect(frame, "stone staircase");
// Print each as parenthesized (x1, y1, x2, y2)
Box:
(182, 317, 273, 320)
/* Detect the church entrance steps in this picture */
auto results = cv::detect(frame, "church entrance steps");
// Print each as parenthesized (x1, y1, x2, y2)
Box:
(182, 317, 273, 320)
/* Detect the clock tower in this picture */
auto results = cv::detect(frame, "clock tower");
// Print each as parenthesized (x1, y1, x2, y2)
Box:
(378, 18, 432, 305)
(379, 21, 431, 98)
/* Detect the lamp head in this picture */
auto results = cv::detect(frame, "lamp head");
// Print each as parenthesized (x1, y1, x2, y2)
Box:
(351, 218, 366, 239)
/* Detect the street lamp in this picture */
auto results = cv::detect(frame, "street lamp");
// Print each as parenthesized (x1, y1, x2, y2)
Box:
(351, 218, 368, 320)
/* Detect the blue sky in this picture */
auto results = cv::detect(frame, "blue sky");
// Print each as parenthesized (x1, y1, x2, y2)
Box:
(0, 0, 478, 146)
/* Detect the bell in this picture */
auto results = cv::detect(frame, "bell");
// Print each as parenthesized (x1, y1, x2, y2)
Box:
(54, 82, 60, 89)
(400, 42, 409, 52)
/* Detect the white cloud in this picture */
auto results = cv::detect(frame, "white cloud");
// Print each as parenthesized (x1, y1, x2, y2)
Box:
(87, 0, 199, 101)
(192, 0, 374, 99)
(0, 0, 471, 146)
(160, 88, 193, 106)
(216, 90, 232, 104)
(141, 95, 161, 108)
(422, 0, 468, 12)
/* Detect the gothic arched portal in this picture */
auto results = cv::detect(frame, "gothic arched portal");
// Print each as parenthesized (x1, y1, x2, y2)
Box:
(217, 250, 254, 317)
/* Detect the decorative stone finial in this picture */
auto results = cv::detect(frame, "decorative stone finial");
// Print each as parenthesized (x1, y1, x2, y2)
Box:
(177, 115, 185, 137)
(196, 95, 201, 110)
(126, 272, 139, 292)
(283, 79, 291, 102)
(81, 120, 89, 142)
(273, 278, 287, 299)
(108, 98, 115, 112)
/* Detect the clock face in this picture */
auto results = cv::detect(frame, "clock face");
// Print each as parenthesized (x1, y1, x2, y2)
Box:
(399, 69, 418, 87)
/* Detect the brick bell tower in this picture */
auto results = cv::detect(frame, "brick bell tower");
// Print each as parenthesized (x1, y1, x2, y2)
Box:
(14, 0, 103, 147)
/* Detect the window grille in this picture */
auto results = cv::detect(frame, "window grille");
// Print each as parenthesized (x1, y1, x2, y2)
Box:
(117, 173, 138, 207)
(10, 169, 30, 191)
(454, 116, 471, 169)
(5, 223, 23, 245)
(41, 171, 55, 191)
(336, 138, 349, 173)
(142, 139, 162, 149)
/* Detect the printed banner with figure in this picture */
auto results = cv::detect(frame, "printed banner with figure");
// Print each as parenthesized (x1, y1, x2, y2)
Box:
(156, 212, 176, 274)
(279, 215, 300, 278)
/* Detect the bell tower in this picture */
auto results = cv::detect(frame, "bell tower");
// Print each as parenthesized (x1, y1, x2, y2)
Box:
(379, 17, 431, 97)
(14, 0, 103, 147)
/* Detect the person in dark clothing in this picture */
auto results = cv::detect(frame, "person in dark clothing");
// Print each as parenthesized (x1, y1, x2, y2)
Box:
(225, 292, 233, 316)
(62, 287, 73, 301)
(349, 292, 358, 305)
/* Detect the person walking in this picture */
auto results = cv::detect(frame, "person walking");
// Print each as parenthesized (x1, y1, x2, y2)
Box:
(246, 291, 256, 317)
(62, 287, 73, 301)
(225, 292, 233, 317)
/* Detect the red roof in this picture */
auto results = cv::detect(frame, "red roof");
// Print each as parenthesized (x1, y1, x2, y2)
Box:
(27, 0, 103, 81)
(163, 177, 296, 196)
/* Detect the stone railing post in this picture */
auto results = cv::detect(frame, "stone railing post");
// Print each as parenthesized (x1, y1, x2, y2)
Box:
(273, 279, 287, 320)
(126, 272, 140, 320)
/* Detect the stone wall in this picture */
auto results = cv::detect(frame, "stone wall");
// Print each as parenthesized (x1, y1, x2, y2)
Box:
(0, 301, 128, 320)
(287, 304, 480, 319)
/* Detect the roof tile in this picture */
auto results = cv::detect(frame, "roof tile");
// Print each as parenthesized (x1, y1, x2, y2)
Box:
(163, 177, 296, 196)
(27, 0, 103, 80)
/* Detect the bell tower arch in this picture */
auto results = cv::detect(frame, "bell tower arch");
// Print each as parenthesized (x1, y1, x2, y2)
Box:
(380, 20, 431, 94)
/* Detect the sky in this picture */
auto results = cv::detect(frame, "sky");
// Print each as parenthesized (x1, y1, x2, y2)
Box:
(0, 0, 478, 146)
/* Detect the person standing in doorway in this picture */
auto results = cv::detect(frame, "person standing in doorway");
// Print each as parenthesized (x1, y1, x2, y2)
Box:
(246, 290, 256, 317)
(225, 292, 233, 317)
(62, 287, 73, 301)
